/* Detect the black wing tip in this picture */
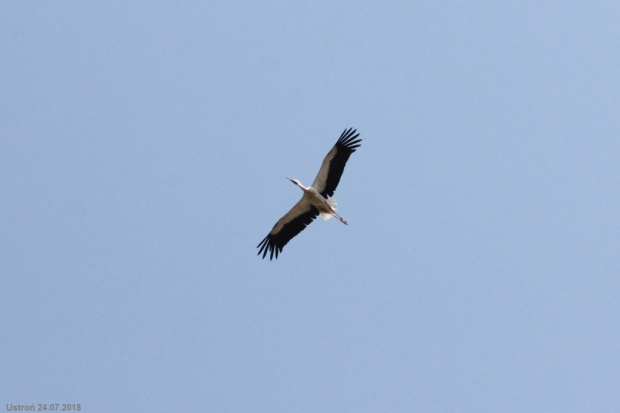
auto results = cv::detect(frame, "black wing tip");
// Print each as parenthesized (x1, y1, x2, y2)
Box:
(257, 235, 281, 260)
(336, 127, 362, 151)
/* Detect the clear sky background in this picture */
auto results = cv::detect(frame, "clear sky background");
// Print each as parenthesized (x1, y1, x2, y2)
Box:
(2, 2, 619, 412)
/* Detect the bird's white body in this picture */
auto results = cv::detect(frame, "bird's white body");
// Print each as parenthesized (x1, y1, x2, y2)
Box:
(289, 179, 345, 223)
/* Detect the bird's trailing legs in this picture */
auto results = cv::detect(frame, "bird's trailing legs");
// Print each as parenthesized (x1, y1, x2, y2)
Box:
(322, 198, 348, 224)
(331, 208, 348, 225)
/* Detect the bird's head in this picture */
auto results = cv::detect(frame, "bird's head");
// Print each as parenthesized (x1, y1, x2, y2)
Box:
(287, 177, 300, 186)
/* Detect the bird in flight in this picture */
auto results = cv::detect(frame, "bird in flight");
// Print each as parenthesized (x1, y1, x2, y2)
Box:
(257, 128, 362, 260)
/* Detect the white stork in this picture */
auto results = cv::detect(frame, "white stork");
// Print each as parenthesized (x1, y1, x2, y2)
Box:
(257, 128, 362, 260)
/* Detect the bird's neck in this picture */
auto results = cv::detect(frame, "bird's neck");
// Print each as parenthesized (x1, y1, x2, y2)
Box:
(296, 182, 309, 192)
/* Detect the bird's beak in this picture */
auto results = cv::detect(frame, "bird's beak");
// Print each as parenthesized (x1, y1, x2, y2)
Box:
(286, 177, 294, 183)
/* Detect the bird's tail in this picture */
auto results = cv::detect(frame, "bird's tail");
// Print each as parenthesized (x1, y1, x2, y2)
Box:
(319, 199, 338, 220)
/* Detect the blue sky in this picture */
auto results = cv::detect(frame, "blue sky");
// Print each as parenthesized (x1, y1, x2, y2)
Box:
(2, 1, 619, 411)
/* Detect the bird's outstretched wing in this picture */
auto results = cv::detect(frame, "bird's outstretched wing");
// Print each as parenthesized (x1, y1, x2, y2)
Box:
(257, 197, 319, 260)
(311, 128, 362, 198)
